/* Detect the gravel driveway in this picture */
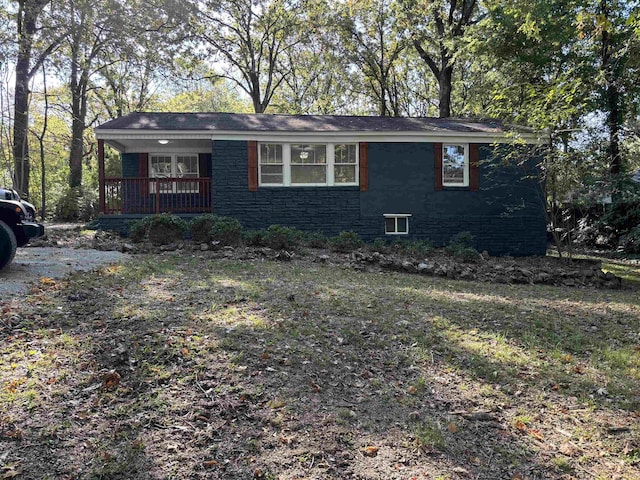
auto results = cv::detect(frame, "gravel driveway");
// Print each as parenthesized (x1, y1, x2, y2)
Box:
(0, 247, 129, 297)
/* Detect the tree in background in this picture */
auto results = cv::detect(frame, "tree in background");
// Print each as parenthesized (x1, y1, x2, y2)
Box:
(335, 0, 408, 116)
(195, 0, 307, 113)
(398, 0, 480, 118)
(12, 0, 65, 197)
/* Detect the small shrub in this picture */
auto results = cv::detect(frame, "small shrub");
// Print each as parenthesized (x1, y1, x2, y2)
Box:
(446, 231, 479, 261)
(243, 229, 267, 246)
(263, 224, 303, 250)
(369, 238, 389, 253)
(189, 214, 220, 243)
(329, 231, 363, 253)
(303, 230, 328, 248)
(54, 186, 99, 222)
(128, 214, 188, 245)
(620, 225, 640, 254)
(404, 239, 434, 257)
(128, 218, 148, 243)
(209, 216, 243, 246)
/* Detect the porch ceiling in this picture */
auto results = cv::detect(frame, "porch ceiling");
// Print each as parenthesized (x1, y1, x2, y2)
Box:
(104, 138, 212, 153)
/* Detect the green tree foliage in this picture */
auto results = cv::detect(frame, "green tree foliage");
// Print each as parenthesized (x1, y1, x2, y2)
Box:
(195, 0, 308, 113)
(335, 0, 408, 116)
(398, 0, 480, 118)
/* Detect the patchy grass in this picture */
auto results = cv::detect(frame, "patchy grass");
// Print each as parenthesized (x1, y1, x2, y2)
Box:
(1, 253, 639, 479)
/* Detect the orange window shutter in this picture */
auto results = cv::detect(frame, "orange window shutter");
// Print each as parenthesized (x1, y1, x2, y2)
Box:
(359, 142, 368, 192)
(469, 144, 479, 192)
(248, 141, 258, 191)
(434, 143, 443, 191)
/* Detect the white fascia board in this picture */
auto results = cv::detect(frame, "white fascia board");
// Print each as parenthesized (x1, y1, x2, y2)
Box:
(95, 129, 213, 140)
(211, 130, 541, 144)
(95, 128, 542, 144)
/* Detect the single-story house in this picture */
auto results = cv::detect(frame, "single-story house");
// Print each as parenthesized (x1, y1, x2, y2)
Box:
(94, 112, 546, 256)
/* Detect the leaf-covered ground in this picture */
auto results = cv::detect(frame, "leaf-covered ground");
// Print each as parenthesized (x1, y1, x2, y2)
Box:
(1, 252, 639, 479)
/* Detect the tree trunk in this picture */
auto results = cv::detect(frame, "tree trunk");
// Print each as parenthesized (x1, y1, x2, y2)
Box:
(69, 101, 84, 188)
(600, 0, 622, 176)
(13, 2, 38, 196)
(438, 65, 453, 118)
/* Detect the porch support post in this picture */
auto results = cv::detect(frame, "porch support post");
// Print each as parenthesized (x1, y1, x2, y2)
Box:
(98, 139, 105, 213)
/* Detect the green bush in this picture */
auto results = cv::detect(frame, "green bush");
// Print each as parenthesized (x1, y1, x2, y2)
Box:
(127, 214, 188, 245)
(243, 229, 267, 246)
(303, 230, 328, 248)
(369, 238, 389, 253)
(600, 179, 640, 237)
(329, 231, 363, 252)
(446, 231, 479, 261)
(189, 214, 221, 243)
(620, 225, 640, 254)
(54, 186, 99, 222)
(262, 224, 303, 250)
(209, 216, 243, 246)
(393, 238, 434, 257)
(128, 218, 148, 243)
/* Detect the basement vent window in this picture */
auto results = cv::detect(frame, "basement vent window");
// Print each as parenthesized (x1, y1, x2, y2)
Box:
(384, 214, 411, 235)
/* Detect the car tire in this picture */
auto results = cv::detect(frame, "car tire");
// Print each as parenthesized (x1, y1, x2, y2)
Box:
(0, 220, 17, 270)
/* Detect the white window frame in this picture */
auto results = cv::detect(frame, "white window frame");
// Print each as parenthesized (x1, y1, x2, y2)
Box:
(149, 153, 200, 193)
(384, 214, 411, 235)
(258, 143, 359, 187)
(442, 143, 469, 187)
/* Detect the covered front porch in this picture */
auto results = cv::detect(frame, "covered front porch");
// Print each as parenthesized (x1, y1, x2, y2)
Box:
(97, 134, 213, 215)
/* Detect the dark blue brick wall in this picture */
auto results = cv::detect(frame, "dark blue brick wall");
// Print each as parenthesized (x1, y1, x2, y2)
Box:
(122, 153, 139, 177)
(211, 140, 547, 256)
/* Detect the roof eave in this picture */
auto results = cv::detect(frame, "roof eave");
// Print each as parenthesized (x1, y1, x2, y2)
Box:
(96, 128, 541, 144)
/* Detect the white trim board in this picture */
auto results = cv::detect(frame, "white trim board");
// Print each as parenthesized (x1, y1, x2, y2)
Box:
(96, 129, 541, 145)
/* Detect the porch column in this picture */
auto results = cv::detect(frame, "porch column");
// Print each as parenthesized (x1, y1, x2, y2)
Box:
(98, 139, 105, 213)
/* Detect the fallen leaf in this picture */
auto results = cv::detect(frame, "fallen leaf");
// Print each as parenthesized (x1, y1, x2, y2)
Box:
(268, 398, 286, 409)
(407, 386, 418, 395)
(2, 467, 22, 479)
(528, 428, 544, 441)
(572, 365, 584, 375)
(361, 446, 379, 457)
(447, 422, 458, 433)
(203, 460, 218, 468)
(181, 347, 190, 357)
(310, 382, 322, 392)
(102, 370, 121, 390)
(561, 353, 573, 363)
(514, 420, 527, 432)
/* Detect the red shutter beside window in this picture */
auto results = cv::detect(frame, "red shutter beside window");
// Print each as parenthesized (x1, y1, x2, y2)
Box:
(248, 141, 258, 191)
(359, 142, 368, 192)
(469, 143, 479, 192)
(434, 143, 443, 191)
(139, 153, 149, 196)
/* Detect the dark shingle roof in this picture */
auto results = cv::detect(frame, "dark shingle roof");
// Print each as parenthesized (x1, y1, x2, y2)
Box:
(95, 112, 525, 134)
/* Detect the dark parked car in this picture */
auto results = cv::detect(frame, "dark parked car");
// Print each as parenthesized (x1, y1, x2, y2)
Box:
(0, 188, 45, 269)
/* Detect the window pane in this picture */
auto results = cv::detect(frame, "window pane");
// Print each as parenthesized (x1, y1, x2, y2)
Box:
(291, 144, 326, 164)
(150, 156, 172, 177)
(176, 156, 198, 178)
(385, 218, 396, 234)
(291, 165, 327, 184)
(397, 217, 408, 233)
(335, 144, 356, 164)
(260, 144, 283, 164)
(335, 165, 356, 183)
(443, 144, 465, 184)
(261, 164, 283, 184)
